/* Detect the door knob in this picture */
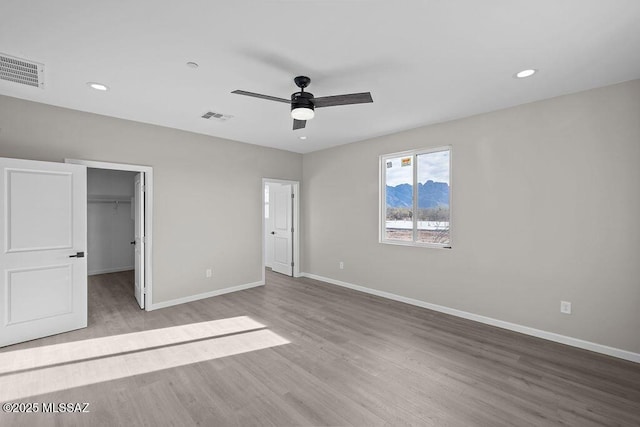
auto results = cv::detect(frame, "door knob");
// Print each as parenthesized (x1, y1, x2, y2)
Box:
(131, 241, 136, 245)
(270, 231, 275, 235)
(69, 251, 85, 258)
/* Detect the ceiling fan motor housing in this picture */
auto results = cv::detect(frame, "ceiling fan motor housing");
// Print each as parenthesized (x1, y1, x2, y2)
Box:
(291, 91, 315, 113)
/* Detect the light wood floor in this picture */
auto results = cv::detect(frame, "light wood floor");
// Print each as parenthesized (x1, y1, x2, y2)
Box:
(1, 270, 639, 426)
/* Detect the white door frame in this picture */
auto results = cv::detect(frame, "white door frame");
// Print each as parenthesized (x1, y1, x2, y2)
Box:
(65, 159, 153, 311)
(262, 178, 300, 281)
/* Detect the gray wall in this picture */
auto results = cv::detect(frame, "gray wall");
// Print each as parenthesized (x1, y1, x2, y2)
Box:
(87, 169, 136, 275)
(0, 95, 302, 304)
(302, 79, 640, 354)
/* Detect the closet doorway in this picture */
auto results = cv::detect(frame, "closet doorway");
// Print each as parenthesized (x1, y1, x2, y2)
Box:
(66, 159, 153, 310)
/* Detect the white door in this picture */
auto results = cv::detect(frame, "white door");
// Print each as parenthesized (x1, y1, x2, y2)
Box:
(264, 183, 275, 268)
(270, 184, 293, 276)
(133, 173, 145, 309)
(0, 157, 87, 347)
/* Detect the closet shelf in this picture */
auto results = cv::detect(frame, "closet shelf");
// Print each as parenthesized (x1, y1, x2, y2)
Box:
(88, 195, 132, 204)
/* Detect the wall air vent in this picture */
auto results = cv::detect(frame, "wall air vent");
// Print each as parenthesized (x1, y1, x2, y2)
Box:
(201, 111, 233, 121)
(0, 53, 45, 88)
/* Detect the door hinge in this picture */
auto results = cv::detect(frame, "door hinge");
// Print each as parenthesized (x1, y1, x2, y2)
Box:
(291, 193, 294, 199)
(291, 262, 294, 267)
(291, 227, 294, 232)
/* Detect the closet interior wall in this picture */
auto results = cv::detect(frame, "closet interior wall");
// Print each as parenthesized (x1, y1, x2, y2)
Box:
(87, 169, 137, 275)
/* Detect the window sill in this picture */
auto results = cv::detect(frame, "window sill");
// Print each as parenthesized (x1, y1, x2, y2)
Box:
(379, 239, 452, 249)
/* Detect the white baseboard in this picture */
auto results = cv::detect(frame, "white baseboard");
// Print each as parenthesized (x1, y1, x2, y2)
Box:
(89, 266, 134, 276)
(148, 280, 265, 311)
(301, 272, 640, 364)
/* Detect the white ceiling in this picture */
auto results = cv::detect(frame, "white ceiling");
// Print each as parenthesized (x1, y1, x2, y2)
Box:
(1, 1, 639, 154)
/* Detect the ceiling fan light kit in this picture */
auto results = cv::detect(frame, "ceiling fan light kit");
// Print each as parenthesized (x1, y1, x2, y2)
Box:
(291, 91, 315, 120)
(232, 75, 373, 131)
(291, 106, 314, 120)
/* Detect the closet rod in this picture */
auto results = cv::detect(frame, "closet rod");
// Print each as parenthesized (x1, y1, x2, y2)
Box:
(88, 199, 132, 204)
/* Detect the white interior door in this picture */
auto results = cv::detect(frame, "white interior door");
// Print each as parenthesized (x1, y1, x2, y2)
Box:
(270, 184, 293, 276)
(264, 183, 275, 268)
(133, 173, 145, 309)
(0, 157, 87, 347)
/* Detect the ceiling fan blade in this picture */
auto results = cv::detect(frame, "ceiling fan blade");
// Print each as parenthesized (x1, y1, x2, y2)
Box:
(231, 90, 290, 103)
(313, 92, 373, 108)
(293, 119, 306, 130)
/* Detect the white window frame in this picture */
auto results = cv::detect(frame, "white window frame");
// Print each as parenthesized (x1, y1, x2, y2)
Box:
(379, 145, 452, 249)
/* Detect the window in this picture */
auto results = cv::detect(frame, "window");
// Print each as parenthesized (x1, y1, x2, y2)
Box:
(380, 146, 451, 247)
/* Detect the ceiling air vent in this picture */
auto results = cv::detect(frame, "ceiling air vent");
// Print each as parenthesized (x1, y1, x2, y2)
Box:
(0, 53, 45, 88)
(201, 111, 233, 121)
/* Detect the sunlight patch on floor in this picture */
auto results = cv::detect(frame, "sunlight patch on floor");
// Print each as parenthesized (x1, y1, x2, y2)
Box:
(0, 317, 289, 402)
(0, 316, 265, 375)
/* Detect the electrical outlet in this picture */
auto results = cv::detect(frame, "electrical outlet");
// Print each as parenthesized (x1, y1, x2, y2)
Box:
(206, 268, 213, 278)
(339, 261, 344, 270)
(560, 301, 572, 314)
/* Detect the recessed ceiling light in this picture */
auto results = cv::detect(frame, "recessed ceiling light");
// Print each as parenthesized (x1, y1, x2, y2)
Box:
(299, 136, 307, 140)
(186, 62, 199, 69)
(87, 82, 109, 91)
(515, 69, 537, 79)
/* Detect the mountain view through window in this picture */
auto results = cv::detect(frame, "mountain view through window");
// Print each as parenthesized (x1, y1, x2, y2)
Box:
(383, 148, 450, 246)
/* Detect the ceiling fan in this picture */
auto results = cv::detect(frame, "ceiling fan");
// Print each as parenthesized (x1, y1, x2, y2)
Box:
(232, 76, 373, 130)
